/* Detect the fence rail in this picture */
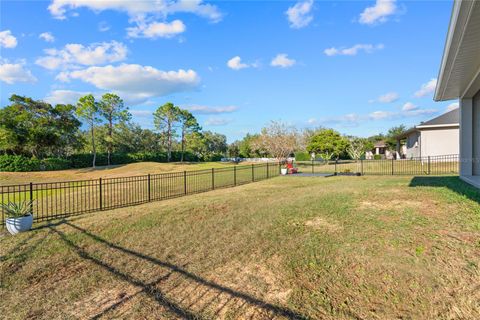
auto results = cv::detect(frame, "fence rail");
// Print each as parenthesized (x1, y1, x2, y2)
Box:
(296, 154, 459, 176)
(1, 155, 460, 227)
(1, 162, 281, 226)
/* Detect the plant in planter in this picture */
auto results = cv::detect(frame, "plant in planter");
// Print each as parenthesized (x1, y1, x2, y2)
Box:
(2, 201, 33, 235)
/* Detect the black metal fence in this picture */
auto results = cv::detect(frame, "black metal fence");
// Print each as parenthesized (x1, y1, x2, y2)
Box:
(1, 162, 281, 226)
(296, 154, 459, 176)
(0, 155, 460, 227)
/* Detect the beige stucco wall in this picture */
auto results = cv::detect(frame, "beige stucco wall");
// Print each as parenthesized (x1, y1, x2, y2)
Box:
(420, 127, 459, 157)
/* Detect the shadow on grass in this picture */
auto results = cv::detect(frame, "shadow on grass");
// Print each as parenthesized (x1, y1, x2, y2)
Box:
(409, 176, 480, 203)
(50, 221, 309, 319)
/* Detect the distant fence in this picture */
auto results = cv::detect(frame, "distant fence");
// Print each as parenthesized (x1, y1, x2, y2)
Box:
(0, 155, 460, 227)
(296, 154, 459, 176)
(1, 162, 281, 226)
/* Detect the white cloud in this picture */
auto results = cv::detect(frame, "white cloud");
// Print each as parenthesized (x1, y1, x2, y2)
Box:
(39, 32, 55, 42)
(44, 89, 90, 104)
(57, 64, 200, 103)
(369, 107, 437, 120)
(307, 118, 317, 124)
(36, 41, 127, 70)
(186, 105, 238, 114)
(130, 110, 153, 117)
(270, 54, 296, 68)
(324, 44, 384, 56)
(446, 102, 459, 112)
(359, 0, 398, 25)
(48, 0, 222, 22)
(401, 102, 418, 111)
(372, 91, 399, 103)
(127, 19, 186, 39)
(204, 117, 232, 126)
(414, 78, 437, 97)
(227, 56, 253, 70)
(0, 59, 37, 84)
(286, 0, 314, 29)
(0, 30, 17, 48)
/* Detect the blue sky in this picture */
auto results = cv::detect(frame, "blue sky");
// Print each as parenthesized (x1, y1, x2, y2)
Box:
(0, 0, 458, 142)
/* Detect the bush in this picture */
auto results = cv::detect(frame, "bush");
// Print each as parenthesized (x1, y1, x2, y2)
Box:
(295, 152, 311, 161)
(373, 154, 382, 160)
(41, 158, 70, 171)
(0, 155, 41, 172)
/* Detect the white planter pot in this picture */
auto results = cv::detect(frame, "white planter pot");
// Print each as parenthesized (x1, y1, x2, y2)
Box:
(6, 215, 33, 235)
(281, 168, 288, 175)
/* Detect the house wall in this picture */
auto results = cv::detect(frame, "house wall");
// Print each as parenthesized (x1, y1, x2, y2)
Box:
(473, 90, 480, 175)
(405, 131, 421, 158)
(420, 127, 459, 157)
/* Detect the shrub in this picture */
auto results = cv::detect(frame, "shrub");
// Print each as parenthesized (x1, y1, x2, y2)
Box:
(295, 152, 311, 161)
(1, 201, 33, 217)
(41, 158, 70, 171)
(373, 154, 382, 160)
(0, 155, 41, 172)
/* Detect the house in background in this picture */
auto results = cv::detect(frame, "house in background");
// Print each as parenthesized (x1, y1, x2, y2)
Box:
(395, 108, 459, 158)
(365, 141, 396, 159)
(434, 0, 480, 187)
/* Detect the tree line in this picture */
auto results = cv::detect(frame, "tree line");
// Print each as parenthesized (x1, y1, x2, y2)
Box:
(227, 121, 406, 161)
(0, 94, 227, 170)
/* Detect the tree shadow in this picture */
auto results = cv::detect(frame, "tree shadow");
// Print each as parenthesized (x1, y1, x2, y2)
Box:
(409, 176, 480, 203)
(50, 221, 309, 319)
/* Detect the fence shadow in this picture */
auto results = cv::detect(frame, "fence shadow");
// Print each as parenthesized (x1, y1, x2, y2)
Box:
(409, 176, 480, 203)
(50, 221, 309, 319)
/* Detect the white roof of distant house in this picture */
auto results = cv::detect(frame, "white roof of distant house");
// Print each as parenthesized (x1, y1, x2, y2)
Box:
(434, 0, 480, 101)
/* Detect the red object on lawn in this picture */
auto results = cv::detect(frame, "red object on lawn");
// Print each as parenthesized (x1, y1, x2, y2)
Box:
(286, 162, 298, 174)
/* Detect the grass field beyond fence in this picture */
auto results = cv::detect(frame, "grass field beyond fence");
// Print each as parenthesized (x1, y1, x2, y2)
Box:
(1, 162, 281, 226)
(0, 155, 460, 227)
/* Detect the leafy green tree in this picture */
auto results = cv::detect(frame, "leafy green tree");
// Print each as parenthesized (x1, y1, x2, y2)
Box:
(186, 131, 227, 161)
(385, 125, 407, 150)
(227, 142, 240, 158)
(307, 128, 349, 160)
(153, 103, 181, 162)
(76, 94, 101, 167)
(99, 93, 131, 165)
(178, 109, 201, 162)
(0, 95, 81, 157)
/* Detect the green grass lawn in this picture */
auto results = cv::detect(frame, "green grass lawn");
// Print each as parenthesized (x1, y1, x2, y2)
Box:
(1, 175, 479, 319)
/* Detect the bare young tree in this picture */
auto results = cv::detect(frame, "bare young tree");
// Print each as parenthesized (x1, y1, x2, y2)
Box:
(252, 121, 299, 161)
(346, 137, 373, 160)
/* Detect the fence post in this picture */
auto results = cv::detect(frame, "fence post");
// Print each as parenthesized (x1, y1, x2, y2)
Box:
(391, 158, 394, 175)
(234, 166, 237, 186)
(29, 182, 33, 215)
(361, 159, 364, 176)
(212, 168, 215, 190)
(252, 164, 255, 182)
(267, 162, 269, 179)
(334, 160, 337, 174)
(99, 178, 103, 210)
(428, 156, 431, 175)
(184, 171, 187, 195)
(148, 174, 151, 201)
(312, 159, 314, 174)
